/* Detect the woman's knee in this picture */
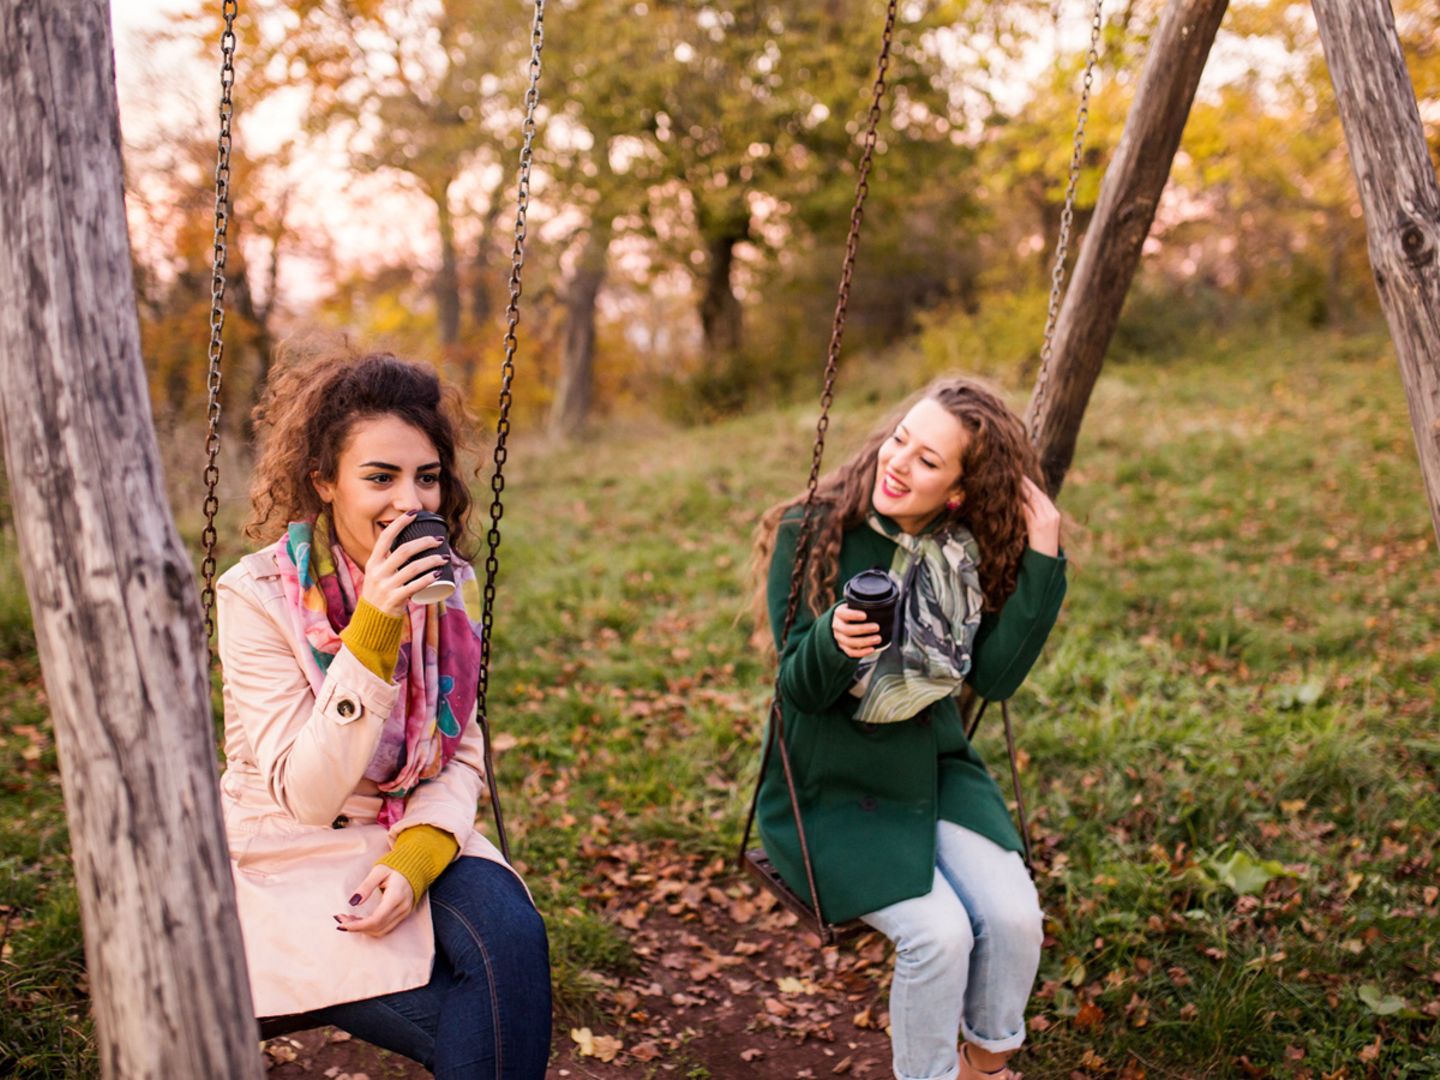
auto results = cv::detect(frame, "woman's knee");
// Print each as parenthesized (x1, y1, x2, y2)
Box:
(894, 913, 974, 968)
(984, 890, 1043, 959)
(431, 860, 549, 973)
(509, 894, 549, 960)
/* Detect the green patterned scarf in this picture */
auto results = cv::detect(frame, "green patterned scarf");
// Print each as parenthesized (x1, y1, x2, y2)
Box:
(853, 512, 984, 725)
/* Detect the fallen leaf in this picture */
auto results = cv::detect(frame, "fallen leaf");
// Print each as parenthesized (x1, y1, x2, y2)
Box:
(777, 976, 818, 995)
(1074, 1001, 1105, 1031)
(1358, 984, 1407, 1016)
(570, 1027, 623, 1062)
(630, 1041, 661, 1062)
(1209, 850, 1292, 895)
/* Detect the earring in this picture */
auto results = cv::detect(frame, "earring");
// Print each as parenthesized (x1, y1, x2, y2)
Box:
(946, 496, 962, 511)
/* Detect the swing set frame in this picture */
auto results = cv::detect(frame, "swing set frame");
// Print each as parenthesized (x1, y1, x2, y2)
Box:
(1, 0, 1438, 1072)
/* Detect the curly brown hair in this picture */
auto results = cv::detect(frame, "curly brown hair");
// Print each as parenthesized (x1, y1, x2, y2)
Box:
(751, 375, 1044, 635)
(245, 341, 479, 560)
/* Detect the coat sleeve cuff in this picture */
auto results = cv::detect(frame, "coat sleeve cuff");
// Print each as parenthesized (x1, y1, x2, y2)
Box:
(340, 598, 405, 681)
(377, 824, 460, 907)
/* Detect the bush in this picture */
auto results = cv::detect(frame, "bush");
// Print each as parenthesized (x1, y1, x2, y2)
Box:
(913, 289, 1048, 386)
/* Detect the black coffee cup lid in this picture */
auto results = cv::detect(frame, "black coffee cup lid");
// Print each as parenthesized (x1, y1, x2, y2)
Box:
(845, 568, 896, 603)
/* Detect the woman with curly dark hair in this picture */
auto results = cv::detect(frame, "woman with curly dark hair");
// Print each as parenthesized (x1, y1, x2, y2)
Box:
(216, 344, 550, 1077)
(751, 376, 1067, 1080)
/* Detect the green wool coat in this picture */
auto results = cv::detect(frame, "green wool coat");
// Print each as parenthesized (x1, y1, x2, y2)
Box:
(756, 512, 1067, 924)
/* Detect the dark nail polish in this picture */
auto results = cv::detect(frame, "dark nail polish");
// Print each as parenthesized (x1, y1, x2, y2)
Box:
(349, 894, 363, 906)
(406, 509, 420, 516)
(336, 925, 348, 932)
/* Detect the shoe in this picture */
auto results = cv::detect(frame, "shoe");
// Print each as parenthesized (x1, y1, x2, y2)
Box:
(957, 1043, 1019, 1080)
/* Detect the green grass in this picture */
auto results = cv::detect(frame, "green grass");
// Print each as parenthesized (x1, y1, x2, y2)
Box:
(3, 323, 1438, 1075)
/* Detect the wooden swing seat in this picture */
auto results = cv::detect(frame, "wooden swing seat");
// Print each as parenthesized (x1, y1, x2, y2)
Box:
(742, 848, 866, 945)
(257, 1013, 313, 1040)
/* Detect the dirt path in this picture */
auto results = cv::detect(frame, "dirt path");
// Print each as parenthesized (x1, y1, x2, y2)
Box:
(265, 840, 897, 1078)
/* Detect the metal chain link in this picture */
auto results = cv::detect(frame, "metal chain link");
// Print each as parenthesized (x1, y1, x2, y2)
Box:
(1030, 0, 1104, 446)
(474, 0, 545, 865)
(739, 0, 899, 942)
(780, 0, 898, 652)
(200, 0, 239, 656)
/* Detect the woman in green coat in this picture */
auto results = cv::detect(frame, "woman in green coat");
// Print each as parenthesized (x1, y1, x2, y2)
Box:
(752, 376, 1066, 1080)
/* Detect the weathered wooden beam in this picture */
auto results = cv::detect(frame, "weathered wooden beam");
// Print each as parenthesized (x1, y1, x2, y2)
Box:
(0, 3, 264, 1077)
(1311, 0, 1440, 547)
(1027, 0, 1230, 495)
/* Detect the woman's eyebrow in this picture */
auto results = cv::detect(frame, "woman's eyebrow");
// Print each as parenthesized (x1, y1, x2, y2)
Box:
(357, 460, 443, 471)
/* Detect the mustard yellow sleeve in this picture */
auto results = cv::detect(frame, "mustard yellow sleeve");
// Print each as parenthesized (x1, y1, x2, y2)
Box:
(378, 824, 461, 906)
(340, 598, 405, 681)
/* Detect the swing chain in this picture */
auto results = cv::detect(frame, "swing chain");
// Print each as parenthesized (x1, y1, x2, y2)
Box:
(201, 0, 239, 651)
(784, 0, 899, 644)
(1031, 0, 1104, 447)
(475, 0, 545, 864)
(738, 0, 899, 942)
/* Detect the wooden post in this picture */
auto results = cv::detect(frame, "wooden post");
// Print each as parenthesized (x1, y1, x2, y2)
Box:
(1311, 0, 1440, 547)
(0, 4, 264, 1077)
(1027, 0, 1230, 494)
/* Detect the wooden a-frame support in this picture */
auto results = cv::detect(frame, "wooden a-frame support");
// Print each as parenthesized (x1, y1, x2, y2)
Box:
(1029, 0, 1440, 550)
(0, 3, 264, 1077)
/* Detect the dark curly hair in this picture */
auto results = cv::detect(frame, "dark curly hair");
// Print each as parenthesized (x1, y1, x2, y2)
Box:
(751, 375, 1044, 634)
(245, 341, 479, 560)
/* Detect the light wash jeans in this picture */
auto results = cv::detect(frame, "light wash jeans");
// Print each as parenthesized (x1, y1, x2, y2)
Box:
(860, 821, 1043, 1080)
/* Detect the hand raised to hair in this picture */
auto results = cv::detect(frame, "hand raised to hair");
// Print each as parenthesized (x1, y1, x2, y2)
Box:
(1020, 475, 1061, 557)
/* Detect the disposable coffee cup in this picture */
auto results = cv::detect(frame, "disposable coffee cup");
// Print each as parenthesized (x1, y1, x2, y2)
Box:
(392, 511, 456, 605)
(842, 569, 899, 648)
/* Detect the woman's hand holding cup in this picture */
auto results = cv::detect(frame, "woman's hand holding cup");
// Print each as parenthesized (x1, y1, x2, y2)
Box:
(832, 604, 884, 658)
(362, 512, 448, 617)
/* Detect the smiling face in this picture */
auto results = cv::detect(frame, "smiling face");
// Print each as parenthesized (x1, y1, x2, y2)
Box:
(311, 413, 444, 566)
(871, 397, 969, 534)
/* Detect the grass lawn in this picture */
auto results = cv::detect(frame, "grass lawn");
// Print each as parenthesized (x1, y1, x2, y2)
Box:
(2, 323, 1437, 1076)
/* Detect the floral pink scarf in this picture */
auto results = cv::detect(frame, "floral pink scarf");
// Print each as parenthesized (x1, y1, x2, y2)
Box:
(273, 517, 484, 827)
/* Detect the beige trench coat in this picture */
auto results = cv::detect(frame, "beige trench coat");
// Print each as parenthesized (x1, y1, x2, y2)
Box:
(217, 548, 512, 1018)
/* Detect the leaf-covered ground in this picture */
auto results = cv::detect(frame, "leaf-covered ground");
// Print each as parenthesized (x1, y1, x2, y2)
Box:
(3, 325, 1439, 1077)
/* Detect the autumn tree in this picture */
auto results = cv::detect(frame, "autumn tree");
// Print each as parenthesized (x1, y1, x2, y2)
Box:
(233, 1, 537, 377)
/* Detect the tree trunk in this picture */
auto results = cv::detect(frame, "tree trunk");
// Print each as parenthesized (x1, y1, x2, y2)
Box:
(1312, 0, 1440, 546)
(470, 182, 506, 330)
(0, 5, 264, 1077)
(699, 226, 746, 362)
(548, 222, 612, 439)
(434, 183, 461, 347)
(1026, 0, 1229, 495)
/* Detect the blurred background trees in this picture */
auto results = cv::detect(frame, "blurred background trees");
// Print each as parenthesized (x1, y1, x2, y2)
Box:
(119, 0, 1440, 440)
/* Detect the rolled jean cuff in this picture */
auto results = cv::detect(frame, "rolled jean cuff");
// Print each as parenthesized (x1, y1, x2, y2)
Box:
(961, 1019, 1026, 1054)
(894, 1064, 959, 1080)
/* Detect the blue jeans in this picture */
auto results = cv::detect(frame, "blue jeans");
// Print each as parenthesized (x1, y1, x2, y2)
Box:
(860, 821, 1043, 1080)
(306, 857, 551, 1079)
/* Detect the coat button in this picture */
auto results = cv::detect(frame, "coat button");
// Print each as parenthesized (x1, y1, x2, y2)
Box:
(859, 796, 877, 812)
(331, 815, 349, 830)
(336, 698, 357, 718)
